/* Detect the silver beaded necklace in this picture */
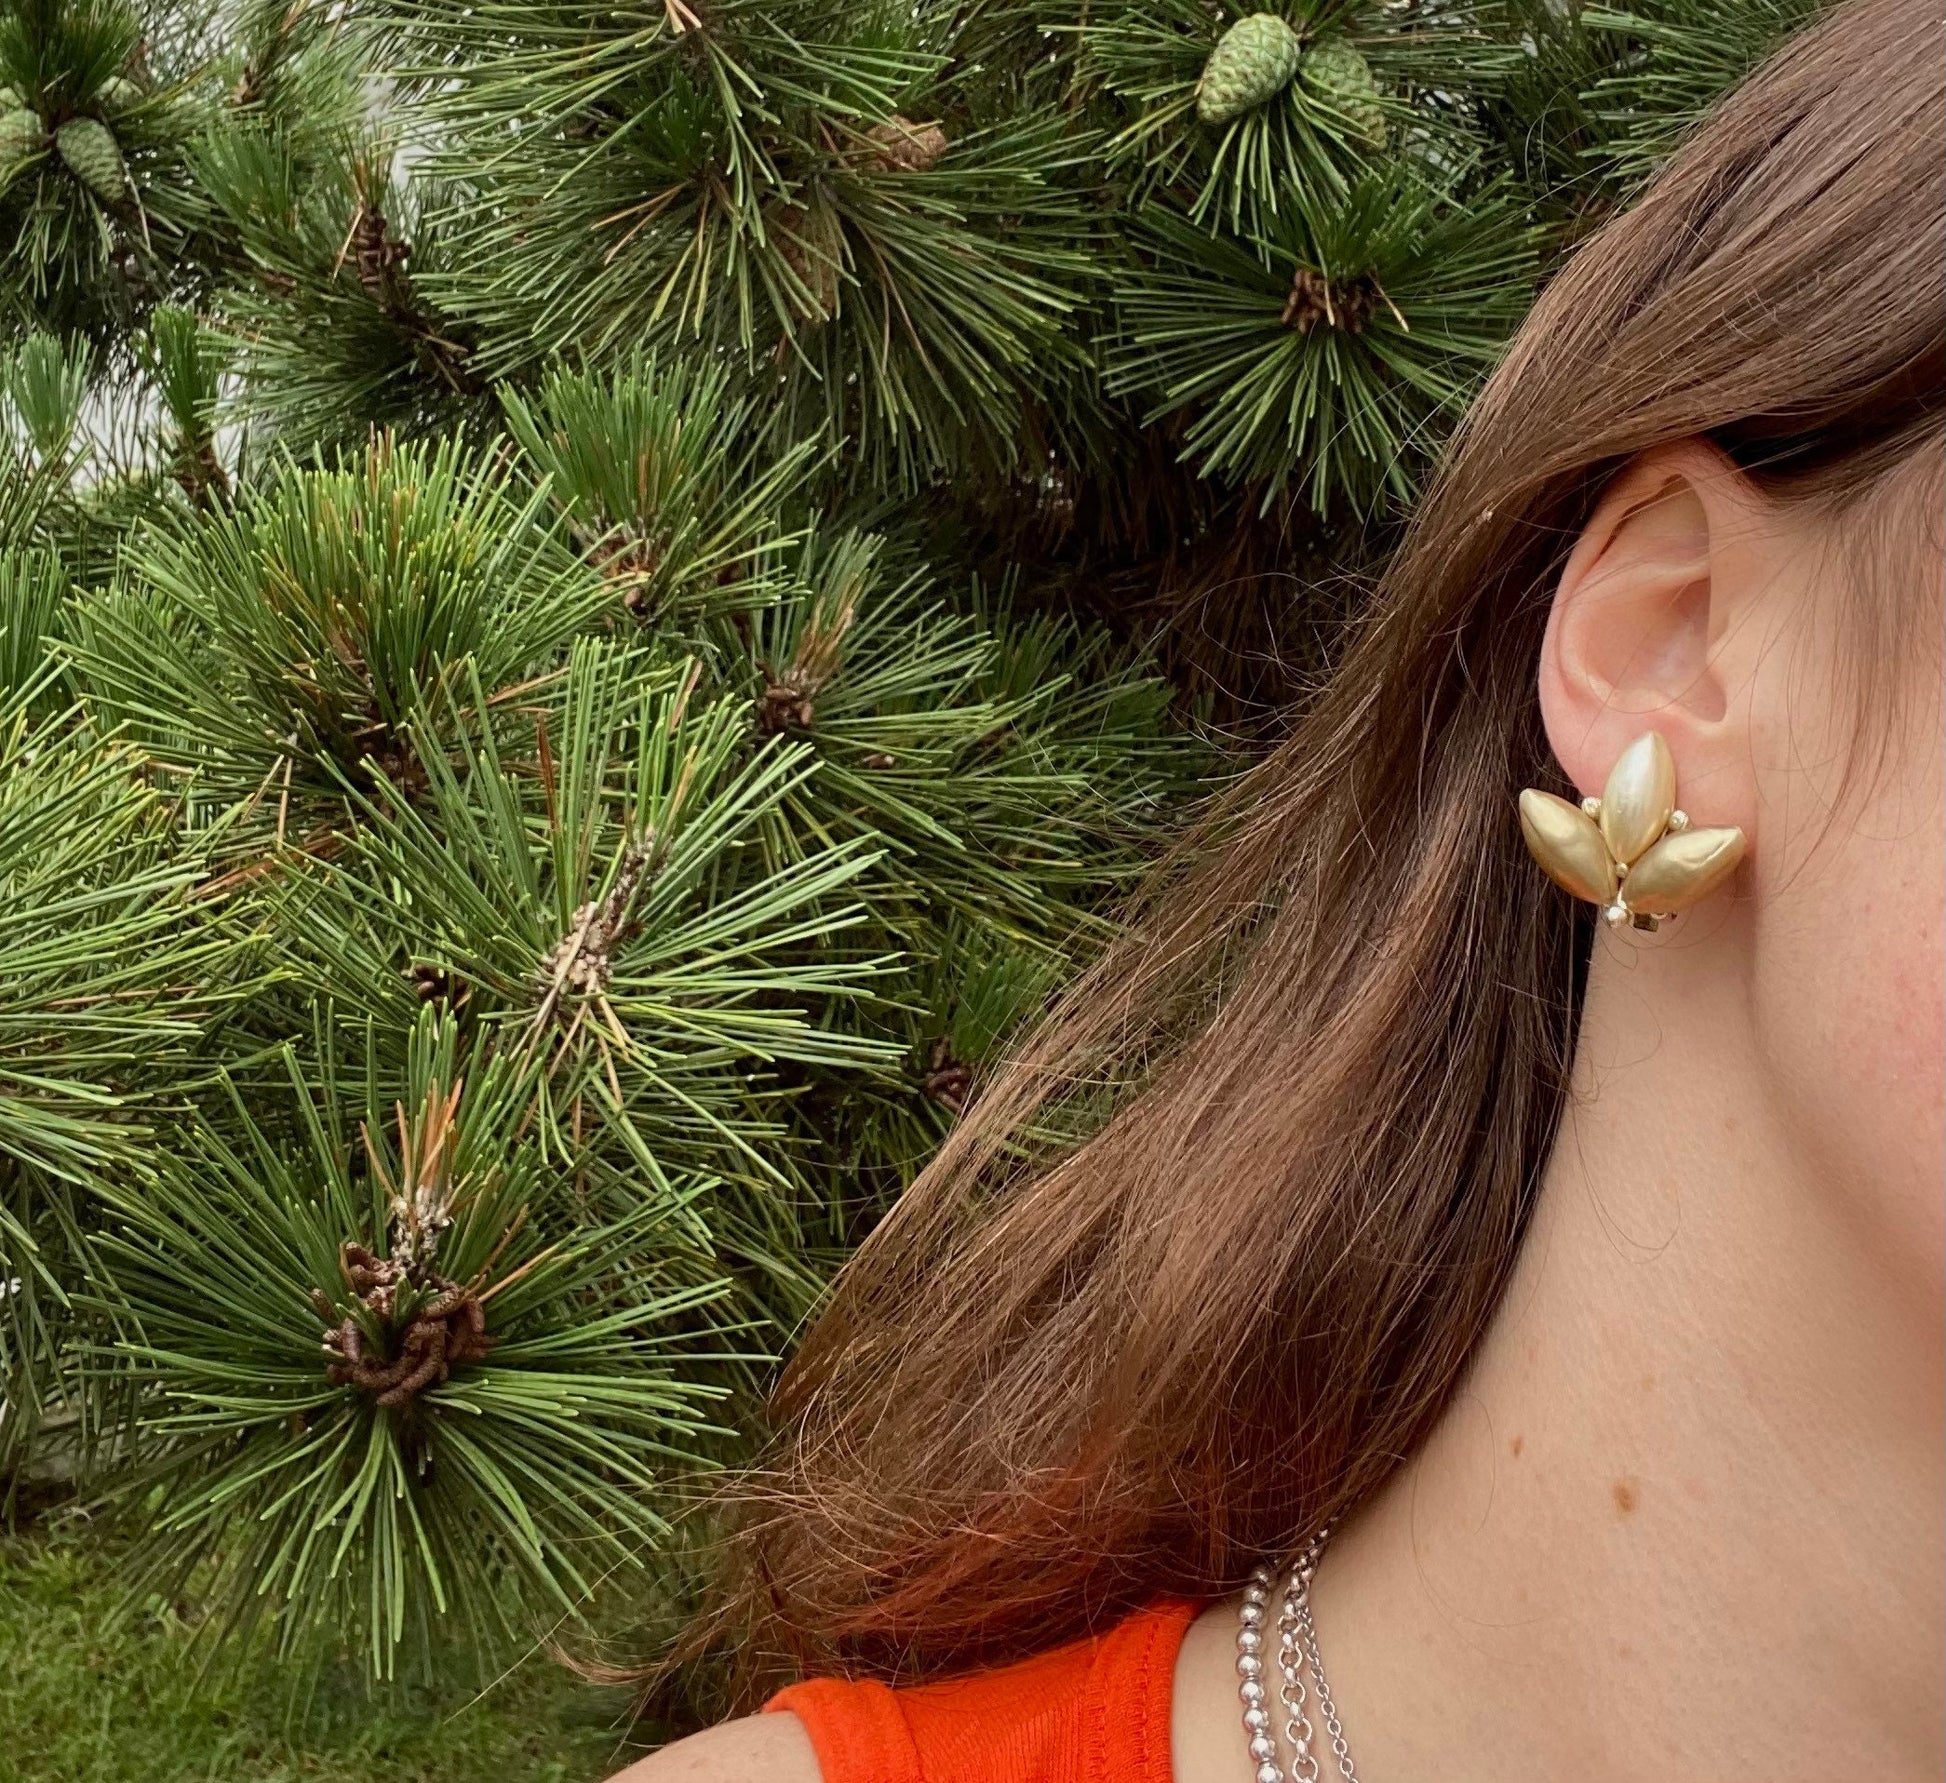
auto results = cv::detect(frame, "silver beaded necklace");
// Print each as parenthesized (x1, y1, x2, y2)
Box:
(1235, 1527, 1360, 1783)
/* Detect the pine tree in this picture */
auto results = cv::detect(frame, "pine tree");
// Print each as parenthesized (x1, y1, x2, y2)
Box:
(1, 0, 1821, 1700)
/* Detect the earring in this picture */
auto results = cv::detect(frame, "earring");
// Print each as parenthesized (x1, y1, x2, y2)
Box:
(1519, 731, 1745, 933)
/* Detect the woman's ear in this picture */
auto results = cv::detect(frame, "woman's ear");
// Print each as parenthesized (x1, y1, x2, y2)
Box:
(1538, 440, 1772, 832)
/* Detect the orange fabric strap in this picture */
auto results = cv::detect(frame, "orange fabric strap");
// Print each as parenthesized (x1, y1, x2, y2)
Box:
(764, 1600, 1197, 1783)
(1085, 1600, 1190, 1780)
(774, 1675, 924, 1783)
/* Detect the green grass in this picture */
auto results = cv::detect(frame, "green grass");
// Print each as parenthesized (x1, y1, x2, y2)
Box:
(0, 1525, 651, 1783)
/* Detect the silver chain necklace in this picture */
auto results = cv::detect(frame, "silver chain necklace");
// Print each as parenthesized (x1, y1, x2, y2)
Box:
(1235, 1527, 1361, 1783)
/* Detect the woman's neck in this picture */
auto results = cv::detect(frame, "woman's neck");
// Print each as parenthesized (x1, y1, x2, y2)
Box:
(1176, 934, 1944, 1781)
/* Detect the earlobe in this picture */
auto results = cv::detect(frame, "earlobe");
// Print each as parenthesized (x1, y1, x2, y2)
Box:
(1537, 441, 1754, 808)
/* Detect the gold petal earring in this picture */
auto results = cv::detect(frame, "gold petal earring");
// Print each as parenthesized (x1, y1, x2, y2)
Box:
(1519, 731, 1746, 932)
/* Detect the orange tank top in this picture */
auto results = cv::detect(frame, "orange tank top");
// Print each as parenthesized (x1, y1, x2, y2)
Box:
(763, 1600, 1199, 1783)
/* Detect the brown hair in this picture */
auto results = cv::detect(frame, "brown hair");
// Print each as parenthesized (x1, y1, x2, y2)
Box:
(711, 0, 1945, 1702)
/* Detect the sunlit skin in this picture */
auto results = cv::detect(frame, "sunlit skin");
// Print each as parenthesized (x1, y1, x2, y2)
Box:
(624, 440, 1945, 1780)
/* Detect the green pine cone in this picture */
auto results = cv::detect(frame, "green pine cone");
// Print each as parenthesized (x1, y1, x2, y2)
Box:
(1, 106, 45, 172)
(96, 75, 143, 113)
(1197, 13, 1303, 127)
(1298, 39, 1386, 146)
(55, 115, 127, 201)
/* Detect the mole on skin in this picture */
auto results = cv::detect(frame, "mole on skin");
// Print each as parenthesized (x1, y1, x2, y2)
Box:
(1612, 1479, 1638, 1515)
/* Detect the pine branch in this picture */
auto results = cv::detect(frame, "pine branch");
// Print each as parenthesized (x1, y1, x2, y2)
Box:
(91, 1021, 741, 1678)
(1109, 161, 1538, 510)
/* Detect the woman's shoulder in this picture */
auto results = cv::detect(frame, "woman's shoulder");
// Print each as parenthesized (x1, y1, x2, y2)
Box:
(608, 1709, 823, 1781)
